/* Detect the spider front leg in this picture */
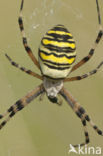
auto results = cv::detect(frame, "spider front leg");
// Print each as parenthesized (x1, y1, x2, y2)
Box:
(60, 87, 103, 147)
(18, 0, 40, 69)
(0, 84, 45, 129)
(70, 0, 103, 73)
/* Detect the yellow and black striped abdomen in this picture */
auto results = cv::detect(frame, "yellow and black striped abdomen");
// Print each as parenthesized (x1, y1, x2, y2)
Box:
(38, 25, 76, 79)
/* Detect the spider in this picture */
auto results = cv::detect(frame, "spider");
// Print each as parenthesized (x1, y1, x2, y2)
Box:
(0, 0, 103, 147)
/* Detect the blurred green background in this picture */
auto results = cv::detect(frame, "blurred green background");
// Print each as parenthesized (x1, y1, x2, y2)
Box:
(0, 0, 103, 155)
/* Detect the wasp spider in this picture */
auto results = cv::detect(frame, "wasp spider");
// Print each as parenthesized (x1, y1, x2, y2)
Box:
(1, 0, 103, 147)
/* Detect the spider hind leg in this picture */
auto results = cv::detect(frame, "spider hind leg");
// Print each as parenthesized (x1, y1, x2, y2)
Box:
(0, 84, 44, 130)
(60, 87, 103, 147)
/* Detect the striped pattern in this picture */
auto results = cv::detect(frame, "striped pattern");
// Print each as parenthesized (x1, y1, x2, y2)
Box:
(60, 87, 103, 147)
(71, 30, 103, 73)
(18, 0, 40, 69)
(64, 61, 103, 82)
(70, 0, 103, 73)
(0, 84, 44, 129)
(5, 54, 42, 80)
(39, 25, 76, 79)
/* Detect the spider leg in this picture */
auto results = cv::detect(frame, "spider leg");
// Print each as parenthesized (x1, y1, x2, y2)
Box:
(73, 117, 89, 147)
(5, 54, 43, 80)
(64, 61, 103, 82)
(0, 84, 45, 129)
(57, 94, 63, 106)
(60, 88, 89, 147)
(39, 92, 45, 101)
(18, 0, 40, 69)
(71, 0, 103, 73)
(60, 87, 103, 147)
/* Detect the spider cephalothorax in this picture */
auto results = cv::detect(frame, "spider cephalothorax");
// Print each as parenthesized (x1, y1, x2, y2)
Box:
(0, 0, 103, 148)
(43, 77, 63, 104)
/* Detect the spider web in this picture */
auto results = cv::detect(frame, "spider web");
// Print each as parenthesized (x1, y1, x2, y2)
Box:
(24, 0, 99, 65)
(26, 0, 86, 45)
